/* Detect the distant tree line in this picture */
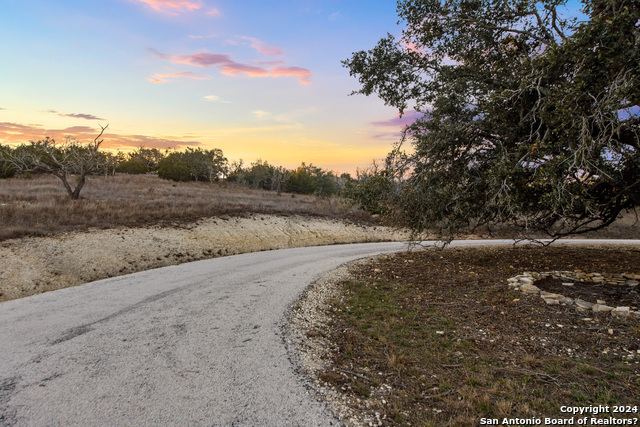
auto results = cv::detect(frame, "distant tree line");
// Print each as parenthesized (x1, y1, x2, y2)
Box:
(0, 132, 372, 202)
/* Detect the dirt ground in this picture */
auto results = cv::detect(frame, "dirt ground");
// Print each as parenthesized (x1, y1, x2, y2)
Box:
(306, 245, 640, 426)
(0, 214, 408, 302)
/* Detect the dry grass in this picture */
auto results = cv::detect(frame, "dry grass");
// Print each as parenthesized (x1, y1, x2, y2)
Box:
(0, 174, 373, 241)
(320, 246, 640, 426)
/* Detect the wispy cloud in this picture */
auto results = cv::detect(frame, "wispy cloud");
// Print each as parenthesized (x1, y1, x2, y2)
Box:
(0, 121, 200, 149)
(204, 95, 230, 103)
(136, 0, 202, 14)
(45, 109, 106, 121)
(328, 12, 343, 21)
(239, 36, 284, 57)
(251, 110, 304, 129)
(150, 48, 312, 85)
(371, 110, 422, 127)
(252, 110, 270, 119)
(146, 71, 210, 83)
(270, 66, 311, 85)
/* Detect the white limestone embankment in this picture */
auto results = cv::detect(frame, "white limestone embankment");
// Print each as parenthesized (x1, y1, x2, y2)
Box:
(0, 215, 408, 301)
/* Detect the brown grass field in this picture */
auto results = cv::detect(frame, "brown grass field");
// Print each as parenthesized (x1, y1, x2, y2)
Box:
(317, 245, 640, 426)
(2, 173, 638, 243)
(0, 174, 372, 241)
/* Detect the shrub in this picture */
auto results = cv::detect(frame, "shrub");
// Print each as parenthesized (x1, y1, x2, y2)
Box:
(157, 154, 191, 182)
(116, 158, 148, 175)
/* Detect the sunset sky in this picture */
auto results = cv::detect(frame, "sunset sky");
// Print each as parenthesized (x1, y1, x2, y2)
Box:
(0, 0, 413, 174)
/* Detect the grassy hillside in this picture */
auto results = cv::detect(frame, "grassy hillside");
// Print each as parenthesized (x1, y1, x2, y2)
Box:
(0, 174, 372, 241)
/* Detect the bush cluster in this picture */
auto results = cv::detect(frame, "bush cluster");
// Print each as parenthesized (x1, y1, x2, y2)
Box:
(1, 142, 379, 205)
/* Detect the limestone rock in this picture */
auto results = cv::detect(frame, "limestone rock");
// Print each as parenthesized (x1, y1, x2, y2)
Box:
(612, 307, 631, 318)
(592, 304, 614, 313)
(520, 283, 540, 294)
(574, 299, 594, 309)
(541, 291, 563, 299)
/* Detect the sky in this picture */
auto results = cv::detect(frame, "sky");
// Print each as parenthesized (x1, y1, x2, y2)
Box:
(0, 0, 410, 174)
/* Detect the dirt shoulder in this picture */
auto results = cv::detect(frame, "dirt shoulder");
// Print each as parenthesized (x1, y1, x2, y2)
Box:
(0, 214, 409, 302)
(290, 244, 640, 426)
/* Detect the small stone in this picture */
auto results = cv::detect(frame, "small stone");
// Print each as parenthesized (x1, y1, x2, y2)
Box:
(627, 280, 639, 287)
(612, 307, 631, 319)
(562, 282, 574, 286)
(624, 274, 640, 280)
(541, 291, 563, 299)
(543, 298, 560, 305)
(519, 278, 534, 285)
(592, 304, 614, 313)
(575, 299, 594, 309)
(608, 329, 614, 335)
(597, 299, 606, 305)
(520, 283, 540, 294)
(592, 277, 605, 283)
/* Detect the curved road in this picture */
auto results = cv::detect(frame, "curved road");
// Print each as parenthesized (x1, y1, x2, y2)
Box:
(1, 239, 637, 425)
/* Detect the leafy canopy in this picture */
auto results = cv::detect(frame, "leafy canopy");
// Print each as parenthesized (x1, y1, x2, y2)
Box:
(344, 0, 639, 239)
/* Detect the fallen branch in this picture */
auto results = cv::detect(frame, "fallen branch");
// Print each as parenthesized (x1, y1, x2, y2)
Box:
(337, 369, 374, 383)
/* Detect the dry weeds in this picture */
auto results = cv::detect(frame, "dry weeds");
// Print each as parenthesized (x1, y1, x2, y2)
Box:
(319, 245, 640, 426)
(0, 174, 373, 240)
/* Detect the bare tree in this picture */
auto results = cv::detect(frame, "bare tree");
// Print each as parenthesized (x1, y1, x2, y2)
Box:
(7, 124, 109, 200)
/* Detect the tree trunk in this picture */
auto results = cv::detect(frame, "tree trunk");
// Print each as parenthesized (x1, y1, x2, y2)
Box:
(71, 175, 86, 200)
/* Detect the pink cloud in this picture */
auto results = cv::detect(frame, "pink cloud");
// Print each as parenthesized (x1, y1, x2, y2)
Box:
(136, 0, 202, 13)
(220, 63, 269, 77)
(371, 110, 422, 127)
(271, 66, 312, 85)
(146, 71, 209, 83)
(0, 122, 200, 150)
(240, 36, 284, 57)
(172, 53, 231, 67)
(150, 48, 312, 84)
(259, 60, 285, 66)
(44, 109, 106, 121)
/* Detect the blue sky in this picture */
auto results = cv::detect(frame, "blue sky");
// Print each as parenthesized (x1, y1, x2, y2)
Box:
(0, 0, 589, 173)
(0, 0, 408, 173)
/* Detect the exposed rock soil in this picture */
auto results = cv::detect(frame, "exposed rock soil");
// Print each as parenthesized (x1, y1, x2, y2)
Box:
(0, 214, 408, 302)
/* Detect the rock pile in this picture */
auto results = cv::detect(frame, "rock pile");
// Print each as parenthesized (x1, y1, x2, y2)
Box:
(507, 271, 640, 319)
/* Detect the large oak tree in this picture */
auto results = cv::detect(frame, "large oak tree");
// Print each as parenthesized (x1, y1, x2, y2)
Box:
(344, 0, 639, 239)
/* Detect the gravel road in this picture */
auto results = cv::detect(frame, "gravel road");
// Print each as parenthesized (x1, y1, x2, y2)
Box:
(1, 239, 636, 426)
(0, 242, 413, 426)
